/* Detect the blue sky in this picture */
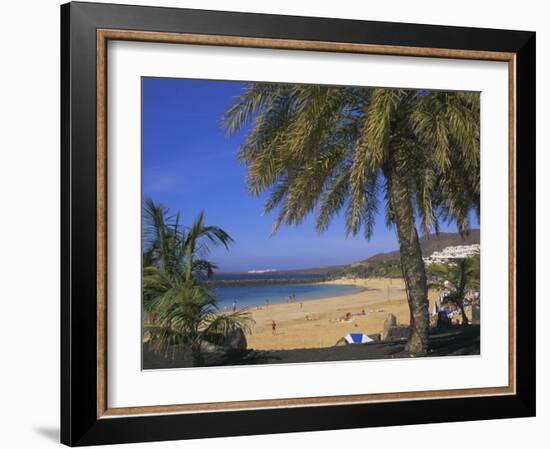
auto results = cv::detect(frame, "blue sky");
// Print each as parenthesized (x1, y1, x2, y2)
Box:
(142, 77, 478, 272)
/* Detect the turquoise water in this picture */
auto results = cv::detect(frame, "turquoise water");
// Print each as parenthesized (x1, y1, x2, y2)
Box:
(213, 282, 361, 310)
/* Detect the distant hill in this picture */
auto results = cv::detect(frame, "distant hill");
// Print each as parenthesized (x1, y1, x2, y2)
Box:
(283, 230, 480, 276)
(365, 230, 480, 262)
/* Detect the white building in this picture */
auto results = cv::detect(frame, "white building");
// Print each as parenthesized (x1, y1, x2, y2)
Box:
(423, 244, 480, 265)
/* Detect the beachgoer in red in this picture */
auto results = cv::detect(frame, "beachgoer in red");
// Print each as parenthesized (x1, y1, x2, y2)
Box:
(272, 320, 276, 335)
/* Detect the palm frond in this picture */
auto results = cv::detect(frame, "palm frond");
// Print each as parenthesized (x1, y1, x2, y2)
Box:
(223, 83, 479, 253)
(202, 310, 255, 344)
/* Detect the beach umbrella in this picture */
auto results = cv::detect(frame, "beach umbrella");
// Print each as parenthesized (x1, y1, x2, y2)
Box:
(344, 333, 374, 344)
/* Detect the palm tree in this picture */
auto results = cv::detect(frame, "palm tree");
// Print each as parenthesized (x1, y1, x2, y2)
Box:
(146, 282, 252, 365)
(142, 198, 252, 365)
(143, 197, 233, 283)
(223, 84, 479, 354)
(428, 254, 480, 325)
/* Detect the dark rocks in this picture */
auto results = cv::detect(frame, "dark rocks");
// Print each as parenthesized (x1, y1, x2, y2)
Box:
(367, 333, 381, 342)
(143, 325, 481, 369)
(334, 337, 347, 346)
(381, 313, 410, 341)
(142, 341, 194, 365)
(220, 328, 247, 350)
(381, 313, 397, 341)
(200, 340, 223, 353)
(385, 326, 410, 341)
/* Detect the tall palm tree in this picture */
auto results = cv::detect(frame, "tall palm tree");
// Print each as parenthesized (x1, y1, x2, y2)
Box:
(142, 198, 252, 365)
(223, 84, 479, 354)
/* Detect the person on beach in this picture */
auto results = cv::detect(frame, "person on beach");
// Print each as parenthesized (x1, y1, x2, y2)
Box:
(232, 301, 237, 313)
(272, 320, 276, 335)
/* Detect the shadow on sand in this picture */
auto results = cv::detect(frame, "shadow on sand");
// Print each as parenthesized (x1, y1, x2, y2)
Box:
(143, 325, 480, 369)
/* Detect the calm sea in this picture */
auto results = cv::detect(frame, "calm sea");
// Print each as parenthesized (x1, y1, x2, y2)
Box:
(211, 273, 361, 310)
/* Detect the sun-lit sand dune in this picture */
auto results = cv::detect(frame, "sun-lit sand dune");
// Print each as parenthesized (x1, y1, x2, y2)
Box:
(245, 277, 438, 350)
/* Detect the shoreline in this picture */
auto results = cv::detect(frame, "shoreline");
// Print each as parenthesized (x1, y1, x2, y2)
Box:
(243, 277, 437, 351)
(214, 281, 363, 311)
(207, 277, 325, 288)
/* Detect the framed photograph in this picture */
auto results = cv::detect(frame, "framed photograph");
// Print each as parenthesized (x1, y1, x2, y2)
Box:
(61, 1, 535, 446)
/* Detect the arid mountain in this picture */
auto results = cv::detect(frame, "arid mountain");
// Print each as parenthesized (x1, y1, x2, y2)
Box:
(283, 230, 480, 275)
(365, 229, 480, 262)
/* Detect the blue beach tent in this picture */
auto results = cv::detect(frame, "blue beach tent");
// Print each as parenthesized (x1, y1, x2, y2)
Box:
(344, 333, 374, 344)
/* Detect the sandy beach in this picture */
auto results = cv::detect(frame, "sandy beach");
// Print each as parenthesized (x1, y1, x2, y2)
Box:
(245, 277, 437, 350)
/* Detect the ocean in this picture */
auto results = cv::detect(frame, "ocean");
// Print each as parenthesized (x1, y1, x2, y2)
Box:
(212, 272, 323, 282)
(211, 273, 361, 310)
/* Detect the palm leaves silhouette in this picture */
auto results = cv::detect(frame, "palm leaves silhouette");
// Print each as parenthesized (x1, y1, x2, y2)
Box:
(224, 84, 479, 354)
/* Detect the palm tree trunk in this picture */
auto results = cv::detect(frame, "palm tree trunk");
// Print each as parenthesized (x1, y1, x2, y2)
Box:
(460, 305, 469, 325)
(388, 174, 429, 355)
(457, 262, 469, 325)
